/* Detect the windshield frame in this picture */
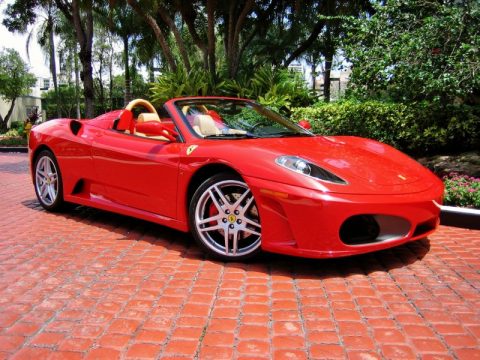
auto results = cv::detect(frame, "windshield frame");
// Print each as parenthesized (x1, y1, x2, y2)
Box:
(171, 98, 313, 140)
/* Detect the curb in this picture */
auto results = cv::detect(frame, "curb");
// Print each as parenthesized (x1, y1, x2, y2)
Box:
(441, 205, 480, 230)
(0, 147, 28, 153)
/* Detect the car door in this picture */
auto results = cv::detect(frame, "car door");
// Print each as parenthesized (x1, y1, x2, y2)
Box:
(91, 130, 182, 219)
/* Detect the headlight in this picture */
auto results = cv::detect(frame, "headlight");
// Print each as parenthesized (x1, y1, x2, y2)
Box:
(276, 155, 347, 184)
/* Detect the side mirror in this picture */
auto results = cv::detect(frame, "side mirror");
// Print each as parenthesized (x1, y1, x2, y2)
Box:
(135, 121, 177, 141)
(298, 119, 312, 130)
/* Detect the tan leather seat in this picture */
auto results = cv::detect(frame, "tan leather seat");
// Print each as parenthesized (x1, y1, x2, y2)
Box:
(138, 113, 161, 123)
(193, 114, 220, 136)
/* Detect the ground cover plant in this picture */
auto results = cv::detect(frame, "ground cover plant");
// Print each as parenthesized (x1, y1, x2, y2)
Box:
(443, 173, 480, 209)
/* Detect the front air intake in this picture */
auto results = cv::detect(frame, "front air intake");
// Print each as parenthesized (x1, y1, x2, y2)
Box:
(340, 214, 411, 245)
(340, 215, 380, 245)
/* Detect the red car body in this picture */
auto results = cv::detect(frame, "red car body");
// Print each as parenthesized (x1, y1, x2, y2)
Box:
(29, 97, 444, 260)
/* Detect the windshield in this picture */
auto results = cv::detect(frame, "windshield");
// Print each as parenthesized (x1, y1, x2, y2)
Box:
(175, 99, 312, 139)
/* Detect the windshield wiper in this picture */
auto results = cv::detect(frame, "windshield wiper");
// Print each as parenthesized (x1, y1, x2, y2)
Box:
(203, 133, 258, 139)
(268, 132, 313, 138)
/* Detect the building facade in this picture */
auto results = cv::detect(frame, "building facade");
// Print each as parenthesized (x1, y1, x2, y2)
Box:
(0, 76, 52, 128)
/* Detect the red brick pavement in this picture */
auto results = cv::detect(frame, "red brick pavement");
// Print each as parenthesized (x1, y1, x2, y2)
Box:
(0, 152, 479, 359)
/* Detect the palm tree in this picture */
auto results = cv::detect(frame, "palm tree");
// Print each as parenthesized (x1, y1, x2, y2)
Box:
(28, 1, 61, 117)
(99, 1, 142, 106)
(4, 0, 61, 117)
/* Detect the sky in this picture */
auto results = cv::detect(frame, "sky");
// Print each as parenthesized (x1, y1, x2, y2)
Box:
(0, 0, 51, 78)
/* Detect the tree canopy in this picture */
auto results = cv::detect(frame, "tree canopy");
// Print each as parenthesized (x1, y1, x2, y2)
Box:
(344, 0, 480, 104)
(2, 0, 479, 120)
(0, 48, 36, 130)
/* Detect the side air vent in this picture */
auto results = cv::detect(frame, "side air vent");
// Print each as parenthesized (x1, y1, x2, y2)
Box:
(71, 179, 84, 194)
(70, 120, 82, 135)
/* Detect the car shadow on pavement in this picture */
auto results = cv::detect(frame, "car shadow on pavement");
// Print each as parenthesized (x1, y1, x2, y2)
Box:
(22, 199, 431, 279)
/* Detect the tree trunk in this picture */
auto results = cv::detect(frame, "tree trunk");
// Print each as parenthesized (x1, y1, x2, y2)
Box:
(323, 49, 333, 103)
(57, 0, 95, 118)
(47, 11, 61, 118)
(98, 51, 105, 113)
(148, 58, 155, 83)
(127, 0, 177, 72)
(109, 47, 114, 110)
(176, 0, 208, 69)
(74, 48, 81, 119)
(2, 98, 17, 130)
(207, 0, 216, 81)
(312, 63, 316, 91)
(156, 4, 190, 72)
(224, 0, 254, 78)
(123, 35, 131, 106)
(284, 18, 327, 67)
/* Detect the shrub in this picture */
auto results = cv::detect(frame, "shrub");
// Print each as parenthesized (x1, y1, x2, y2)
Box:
(223, 66, 315, 110)
(43, 85, 84, 119)
(150, 66, 222, 105)
(10, 121, 25, 135)
(0, 136, 27, 146)
(150, 65, 315, 111)
(3, 128, 19, 137)
(291, 100, 480, 155)
(443, 173, 480, 209)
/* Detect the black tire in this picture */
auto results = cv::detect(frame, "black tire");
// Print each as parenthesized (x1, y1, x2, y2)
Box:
(33, 150, 65, 211)
(189, 173, 262, 261)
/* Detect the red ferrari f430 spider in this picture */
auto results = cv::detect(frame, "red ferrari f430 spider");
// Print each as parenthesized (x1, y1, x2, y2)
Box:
(29, 97, 444, 261)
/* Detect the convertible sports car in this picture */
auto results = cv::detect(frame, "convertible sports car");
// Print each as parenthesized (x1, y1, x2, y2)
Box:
(29, 97, 444, 261)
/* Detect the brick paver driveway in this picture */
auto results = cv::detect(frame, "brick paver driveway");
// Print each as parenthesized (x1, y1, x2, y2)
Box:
(0, 152, 479, 360)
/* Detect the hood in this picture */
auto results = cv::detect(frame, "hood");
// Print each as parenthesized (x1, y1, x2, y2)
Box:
(194, 135, 441, 195)
(289, 136, 424, 186)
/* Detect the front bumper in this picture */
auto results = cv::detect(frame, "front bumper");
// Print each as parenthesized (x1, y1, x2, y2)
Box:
(245, 176, 443, 258)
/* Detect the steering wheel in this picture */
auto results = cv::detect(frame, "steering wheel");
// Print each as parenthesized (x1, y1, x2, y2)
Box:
(125, 98, 179, 141)
(249, 122, 268, 133)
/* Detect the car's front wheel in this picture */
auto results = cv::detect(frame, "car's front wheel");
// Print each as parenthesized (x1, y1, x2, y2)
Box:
(189, 173, 262, 261)
(34, 150, 65, 211)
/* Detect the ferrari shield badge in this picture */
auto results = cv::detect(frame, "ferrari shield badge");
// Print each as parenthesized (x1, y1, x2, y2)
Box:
(187, 145, 198, 155)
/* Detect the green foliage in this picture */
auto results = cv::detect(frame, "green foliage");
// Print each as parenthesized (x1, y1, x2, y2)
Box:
(2, 0, 37, 32)
(224, 66, 315, 110)
(443, 173, 480, 209)
(291, 100, 480, 155)
(0, 48, 37, 128)
(344, 0, 480, 104)
(2, 120, 31, 143)
(109, 73, 150, 108)
(150, 65, 315, 111)
(3, 128, 20, 137)
(42, 85, 82, 119)
(10, 121, 25, 136)
(0, 135, 27, 146)
(150, 65, 223, 105)
(0, 48, 36, 102)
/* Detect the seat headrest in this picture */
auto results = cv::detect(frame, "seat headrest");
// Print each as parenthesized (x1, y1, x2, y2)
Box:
(138, 113, 161, 123)
(193, 114, 220, 136)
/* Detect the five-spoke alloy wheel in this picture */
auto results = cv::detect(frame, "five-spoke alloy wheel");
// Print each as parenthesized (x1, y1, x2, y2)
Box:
(190, 173, 262, 260)
(34, 150, 64, 211)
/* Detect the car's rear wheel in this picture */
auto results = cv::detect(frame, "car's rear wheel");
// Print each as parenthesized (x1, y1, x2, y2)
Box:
(189, 173, 262, 261)
(34, 150, 65, 211)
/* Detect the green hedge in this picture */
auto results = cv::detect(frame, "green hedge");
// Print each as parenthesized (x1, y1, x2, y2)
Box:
(291, 101, 480, 155)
